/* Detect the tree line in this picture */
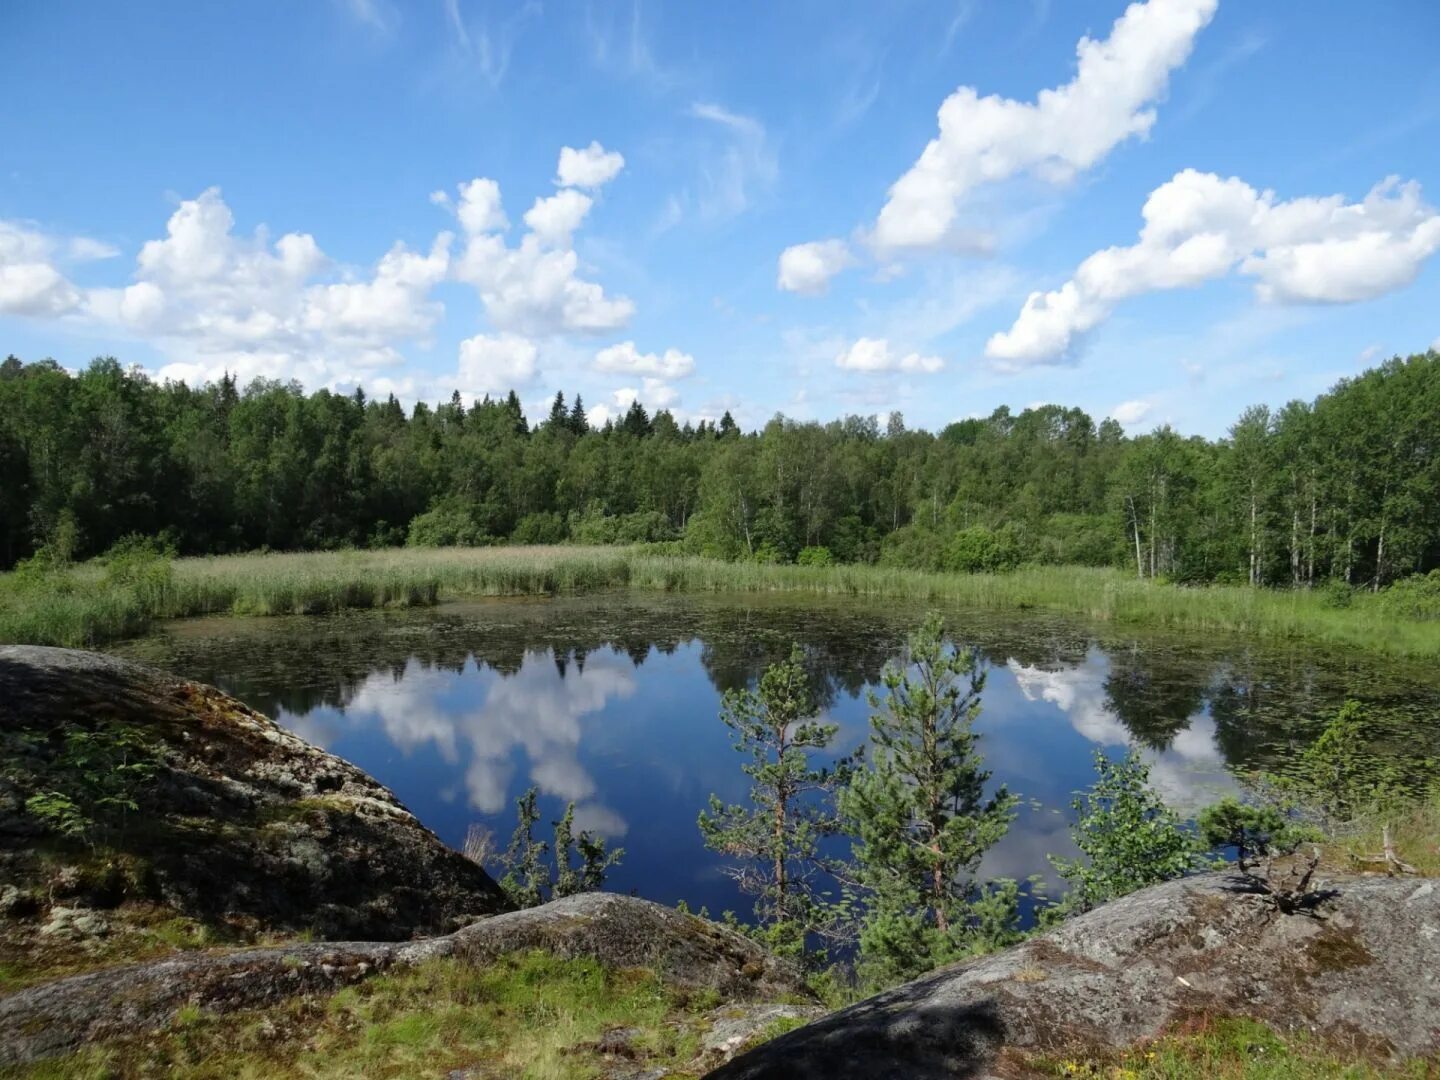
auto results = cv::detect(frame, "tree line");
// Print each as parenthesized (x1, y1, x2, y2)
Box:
(1, 350, 1437, 589)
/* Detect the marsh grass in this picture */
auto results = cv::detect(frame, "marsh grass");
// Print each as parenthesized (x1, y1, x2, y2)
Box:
(2, 546, 1438, 657)
(8, 951, 708, 1080)
(1323, 788, 1440, 877)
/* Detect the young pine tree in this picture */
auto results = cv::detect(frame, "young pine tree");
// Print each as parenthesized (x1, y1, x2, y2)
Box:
(497, 788, 623, 908)
(840, 613, 1018, 984)
(698, 644, 849, 957)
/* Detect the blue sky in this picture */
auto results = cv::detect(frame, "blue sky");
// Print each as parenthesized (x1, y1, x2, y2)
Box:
(2, 0, 1438, 435)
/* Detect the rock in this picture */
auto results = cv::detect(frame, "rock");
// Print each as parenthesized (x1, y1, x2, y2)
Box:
(700, 1004, 825, 1063)
(0, 645, 508, 949)
(38, 907, 109, 940)
(707, 872, 1440, 1078)
(0, 892, 809, 1066)
(0, 884, 38, 918)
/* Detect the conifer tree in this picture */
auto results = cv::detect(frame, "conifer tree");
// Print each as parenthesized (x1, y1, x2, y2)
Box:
(840, 613, 1018, 984)
(698, 644, 849, 956)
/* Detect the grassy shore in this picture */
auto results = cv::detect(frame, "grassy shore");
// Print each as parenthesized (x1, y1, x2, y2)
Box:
(2, 545, 1437, 657)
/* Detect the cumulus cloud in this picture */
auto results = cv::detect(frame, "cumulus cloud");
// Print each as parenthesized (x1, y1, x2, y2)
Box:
(1110, 399, 1153, 426)
(0, 221, 84, 316)
(555, 141, 625, 189)
(871, 0, 1216, 254)
(457, 332, 539, 397)
(593, 340, 695, 379)
(777, 239, 855, 295)
(834, 336, 944, 374)
(987, 170, 1440, 366)
(523, 189, 594, 247)
(443, 171, 635, 336)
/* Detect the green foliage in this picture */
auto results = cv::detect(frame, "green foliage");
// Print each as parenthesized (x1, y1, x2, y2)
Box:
(795, 545, 833, 567)
(3, 352, 1440, 601)
(840, 613, 1019, 984)
(1377, 569, 1440, 620)
(697, 644, 850, 958)
(1050, 751, 1204, 914)
(509, 511, 567, 545)
(1196, 798, 1317, 863)
(568, 505, 677, 545)
(495, 788, 623, 908)
(405, 498, 496, 548)
(942, 526, 1022, 574)
(20, 722, 162, 848)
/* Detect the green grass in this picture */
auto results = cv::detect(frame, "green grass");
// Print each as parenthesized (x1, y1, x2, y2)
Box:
(1323, 788, 1440, 877)
(1034, 1016, 1435, 1078)
(2, 546, 1438, 657)
(4, 950, 715, 1079)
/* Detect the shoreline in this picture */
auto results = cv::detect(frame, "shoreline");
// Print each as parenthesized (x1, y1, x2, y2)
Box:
(3, 545, 1438, 658)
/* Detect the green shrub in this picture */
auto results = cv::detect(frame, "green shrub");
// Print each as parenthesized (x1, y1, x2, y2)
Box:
(1319, 577, 1354, 609)
(406, 499, 496, 548)
(878, 524, 945, 571)
(511, 512, 568, 545)
(796, 546, 833, 567)
(568, 506, 676, 545)
(942, 526, 1021, 574)
(1378, 569, 1440, 620)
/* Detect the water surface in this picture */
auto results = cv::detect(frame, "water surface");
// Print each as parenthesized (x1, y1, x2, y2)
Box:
(112, 593, 1440, 919)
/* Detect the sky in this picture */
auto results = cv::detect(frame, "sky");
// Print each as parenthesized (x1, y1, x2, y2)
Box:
(2, 0, 1438, 436)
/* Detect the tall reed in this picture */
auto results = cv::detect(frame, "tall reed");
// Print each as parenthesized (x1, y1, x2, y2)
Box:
(2, 546, 1436, 657)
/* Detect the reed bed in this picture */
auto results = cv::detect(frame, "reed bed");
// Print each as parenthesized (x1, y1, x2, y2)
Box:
(2, 546, 1437, 657)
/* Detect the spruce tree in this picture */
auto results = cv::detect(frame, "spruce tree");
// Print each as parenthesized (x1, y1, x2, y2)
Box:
(841, 613, 1018, 984)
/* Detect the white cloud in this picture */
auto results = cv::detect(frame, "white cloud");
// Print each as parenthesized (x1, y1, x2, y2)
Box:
(777, 239, 855, 295)
(593, 340, 695, 379)
(556, 141, 625, 189)
(0, 221, 84, 316)
(68, 237, 120, 261)
(303, 235, 451, 340)
(448, 178, 509, 235)
(870, 0, 1216, 254)
(687, 102, 777, 220)
(523, 189, 594, 247)
(834, 336, 944, 374)
(987, 170, 1440, 366)
(456, 332, 539, 397)
(446, 172, 634, 336)
(1110, 399, 1153, 426)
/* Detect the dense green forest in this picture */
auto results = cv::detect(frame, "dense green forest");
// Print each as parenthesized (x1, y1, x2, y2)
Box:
(1, 350, 1437, 588)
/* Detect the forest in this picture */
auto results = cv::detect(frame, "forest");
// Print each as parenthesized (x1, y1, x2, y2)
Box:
(1, 350, 1437, 591)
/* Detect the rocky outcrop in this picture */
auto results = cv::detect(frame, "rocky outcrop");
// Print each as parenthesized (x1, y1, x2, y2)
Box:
(0, 892, 808, 1066)
(708, 872, 1440, 1078)
(0, 645, 508, 953)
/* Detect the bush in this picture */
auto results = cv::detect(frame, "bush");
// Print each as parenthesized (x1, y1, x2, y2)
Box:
(878, 524, 945, 571)
(511, 512, 568, 545)
(1378, 569, 1440, 620)
(100, 534, 176, 590)
(942, 526, 1021, 575)
(406, 499, 496, 548)
(796, 546, 833, 567)
(1319, 577, 1354, 609)
(568, 506, 676, 545)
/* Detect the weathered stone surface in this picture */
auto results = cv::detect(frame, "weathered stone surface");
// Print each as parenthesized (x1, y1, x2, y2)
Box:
(0, 892, 807, 1066)
(708, 873, 1440, 1079)
(0, 645, 508, 949)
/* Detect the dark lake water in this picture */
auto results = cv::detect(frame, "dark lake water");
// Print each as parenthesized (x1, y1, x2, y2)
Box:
(112, 593, 1440, 919)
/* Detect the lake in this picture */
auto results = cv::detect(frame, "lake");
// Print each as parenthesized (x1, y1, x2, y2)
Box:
(111, 593, 1440, 920)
